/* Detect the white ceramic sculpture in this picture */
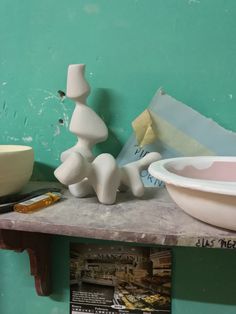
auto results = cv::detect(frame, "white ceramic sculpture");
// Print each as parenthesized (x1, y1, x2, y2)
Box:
(61, 64, 108, 162)
(55, 151, 161, 204)
(54, 64, 161, 204)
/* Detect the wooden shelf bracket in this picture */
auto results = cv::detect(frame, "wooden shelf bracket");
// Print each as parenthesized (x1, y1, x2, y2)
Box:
(0, 229, 51, 296)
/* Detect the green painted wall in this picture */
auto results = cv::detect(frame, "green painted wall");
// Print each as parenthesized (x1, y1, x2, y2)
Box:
(1, 0, 236, 313)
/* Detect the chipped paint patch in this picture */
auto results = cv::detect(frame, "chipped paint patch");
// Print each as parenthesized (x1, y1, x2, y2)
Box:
(229, 94, 233, 99)
(28, 98, 35, 108)
(6, 136, 20, 142)
(62, 112, 70, 127)
(54, 125, 61, 136)
(2, 81, 7, 86)
(38, 107, 44, 115)
(22, 136, 33, 143)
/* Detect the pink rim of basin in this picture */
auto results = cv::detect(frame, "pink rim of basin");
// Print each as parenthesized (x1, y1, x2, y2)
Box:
(148, 156, 236, 231)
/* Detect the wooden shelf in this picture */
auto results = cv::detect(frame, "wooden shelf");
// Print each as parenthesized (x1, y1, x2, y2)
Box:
(1, 181, 236, 248)
(1, 181, 236, 295)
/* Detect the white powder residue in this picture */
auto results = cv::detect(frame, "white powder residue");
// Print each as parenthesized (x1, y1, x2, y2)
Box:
(54, 125, 61, 136)
(22, 136, 33, 143)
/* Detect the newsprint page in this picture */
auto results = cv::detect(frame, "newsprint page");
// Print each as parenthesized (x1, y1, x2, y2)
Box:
(70, 244, 172, 314)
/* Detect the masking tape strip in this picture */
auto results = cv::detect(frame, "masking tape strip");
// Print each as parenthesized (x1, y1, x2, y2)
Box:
(150, 110, 214, 156)
(132, 109, 157, 147)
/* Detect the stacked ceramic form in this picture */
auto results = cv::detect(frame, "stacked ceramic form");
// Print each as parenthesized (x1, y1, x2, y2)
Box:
(54, 64, 161, 204)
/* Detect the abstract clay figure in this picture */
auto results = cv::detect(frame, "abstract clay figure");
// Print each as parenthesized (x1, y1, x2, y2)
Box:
(54, 64, 161, 204)
(61, 64, 108, 162)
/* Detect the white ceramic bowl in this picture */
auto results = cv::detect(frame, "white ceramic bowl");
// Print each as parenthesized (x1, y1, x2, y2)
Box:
(0, 145, 34, 196)
(149, 156, 236, 231)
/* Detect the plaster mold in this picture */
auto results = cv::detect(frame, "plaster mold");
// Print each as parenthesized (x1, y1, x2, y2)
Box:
(54, 64, 161, 204)
(149, 156, 236, 231)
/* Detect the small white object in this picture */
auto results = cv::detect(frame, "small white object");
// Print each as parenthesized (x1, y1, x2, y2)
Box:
(55, 152, 120, 204)
(149, 156, 236, 231)
(120, 152, 161, 197)
(0, 145, 34, 196)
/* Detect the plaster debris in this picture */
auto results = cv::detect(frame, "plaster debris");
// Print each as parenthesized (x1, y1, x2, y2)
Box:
(63, 112, 70, 127)
(38, 107, 43, 115)
(6, 136, 19, 142)
(22, 136, 33, 143)
(54, 125, 61, 136)
(37, 88, 60, 100)
(28, 98, 35, 108)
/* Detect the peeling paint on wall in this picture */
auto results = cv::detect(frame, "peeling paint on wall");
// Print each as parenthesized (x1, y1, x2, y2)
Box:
(22, 136, 33, 143)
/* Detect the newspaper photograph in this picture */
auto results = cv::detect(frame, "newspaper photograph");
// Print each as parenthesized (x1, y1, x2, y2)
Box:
(70, 243, 172, 314)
